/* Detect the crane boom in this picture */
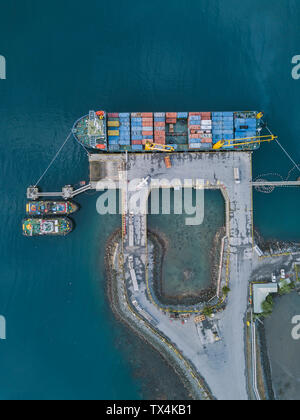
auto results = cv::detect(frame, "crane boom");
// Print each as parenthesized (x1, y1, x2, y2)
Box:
(213, 134, 277, 150)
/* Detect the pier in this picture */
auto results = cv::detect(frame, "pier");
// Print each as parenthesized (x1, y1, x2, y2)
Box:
(252, 180, 300, 187)
(27, 184, 92, 200)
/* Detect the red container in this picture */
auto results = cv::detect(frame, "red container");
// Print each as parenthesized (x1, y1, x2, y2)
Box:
(132, 140, 143, 145)
(108, 113, 119, 118)
(141, 113, 153, 118)
(142, 131, 153, 136)
(166, 112, 177, 118)
(189, 125, 202, 130)
(189, 112, 201, 116)
(190, 134, 202, 139)
(166, 119, 177, 124)
(154, 122, 165, 127)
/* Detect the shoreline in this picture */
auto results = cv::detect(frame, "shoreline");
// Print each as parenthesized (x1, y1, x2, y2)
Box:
(104, 229, 213, 400)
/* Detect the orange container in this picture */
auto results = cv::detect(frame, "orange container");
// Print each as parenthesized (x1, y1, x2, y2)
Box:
(166, 112, 177, 118)
(141, 113, 153, 118)
(154, 122, 165, 127)
(142, 131, 153, 136)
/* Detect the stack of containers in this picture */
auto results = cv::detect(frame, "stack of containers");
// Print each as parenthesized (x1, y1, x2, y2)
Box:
(142, 112, 154, 146)
(188, 112, 202, 149)
(154, 112, 166, 144)
(107, 113, 120, 152)
(234, 114, 257, 146)
(118, 113, 131, 148)
(131, 113, 143, 151)
(177, 112, 188, 119)
(222, 112, 234, 148)
(212, 112, 234, 149)
(166, 113, 177, 125)
(200, 112, 212, 149)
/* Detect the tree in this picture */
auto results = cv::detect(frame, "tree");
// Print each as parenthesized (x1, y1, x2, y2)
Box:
(203, 306, 213, 317)
(279, 281, 295, 296)
(222, 286, 231, 297)
(261, 295, 274, 318)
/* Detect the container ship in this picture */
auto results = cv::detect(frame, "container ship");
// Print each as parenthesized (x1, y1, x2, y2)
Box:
(26, 201, 78, 216)
(22, 218, 73, 237)
(72, 110, 264, 153)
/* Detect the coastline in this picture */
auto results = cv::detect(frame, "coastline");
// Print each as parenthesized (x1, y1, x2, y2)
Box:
(104, 229, 213, 401)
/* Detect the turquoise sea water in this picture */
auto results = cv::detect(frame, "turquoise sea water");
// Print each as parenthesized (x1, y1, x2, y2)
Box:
(0, 0, 299, 399)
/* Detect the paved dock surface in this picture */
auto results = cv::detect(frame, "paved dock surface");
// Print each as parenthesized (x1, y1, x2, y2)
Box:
(116, 152, 252, 400)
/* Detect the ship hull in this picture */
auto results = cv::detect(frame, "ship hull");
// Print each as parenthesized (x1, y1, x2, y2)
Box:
(72, 110, 261, 153)
(26, 201, 79, 216)
(22, 218, 73, 237)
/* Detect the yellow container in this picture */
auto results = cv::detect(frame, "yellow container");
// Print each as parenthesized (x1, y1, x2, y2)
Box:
(108, 130, 120, 136)
(108, 121, 120, 127)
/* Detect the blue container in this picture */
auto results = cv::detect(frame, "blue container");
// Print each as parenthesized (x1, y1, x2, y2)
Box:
(213, 112, 223, 117)
(177, 112, 188, 119)
(132, 145, 143, 151)
(213, 129, 223, 135)
(119, 113, 130, 118)
(109, 144, 120, 151)
(189, 138, 202, 144)
(222, 112, 234, 117)
(154, 117, 166, 122)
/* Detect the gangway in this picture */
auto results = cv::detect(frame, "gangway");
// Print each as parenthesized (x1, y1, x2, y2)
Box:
(252, 181, 300, 187)
(27, 184, 92, 200)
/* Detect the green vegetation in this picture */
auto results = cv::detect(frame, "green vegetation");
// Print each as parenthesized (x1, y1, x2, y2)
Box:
(261, 295, 274, 318)
(279, 281, 296, 296)
(222, 286, 231, 297)
(295, 265, 300, 283)
(203, 306, 213, 317)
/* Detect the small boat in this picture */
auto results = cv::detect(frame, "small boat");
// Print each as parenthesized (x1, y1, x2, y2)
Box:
(22, 218, 73, 237)
(26, 201, 79, 216)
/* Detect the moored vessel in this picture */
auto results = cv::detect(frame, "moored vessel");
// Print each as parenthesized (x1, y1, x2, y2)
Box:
(22, 218, 73, 237)
(72, 110, 267, 153)
(26, 201, 79, 216)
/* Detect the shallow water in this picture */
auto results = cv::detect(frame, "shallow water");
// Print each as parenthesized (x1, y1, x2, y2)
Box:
(148, 190, 225, 299)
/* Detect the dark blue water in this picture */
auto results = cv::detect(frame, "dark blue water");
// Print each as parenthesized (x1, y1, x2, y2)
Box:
(0, 0, 299, 399)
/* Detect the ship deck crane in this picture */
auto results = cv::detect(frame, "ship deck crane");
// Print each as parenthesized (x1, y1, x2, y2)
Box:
(212, 134, 277, 150)
(145, 142, 175, 152)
